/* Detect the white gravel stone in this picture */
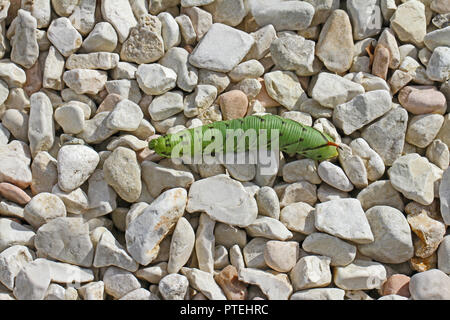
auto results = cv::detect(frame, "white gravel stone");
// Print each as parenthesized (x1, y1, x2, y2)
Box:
(0, 60, 26, 87)
(357, 180, 404, 211)
(13, 259, 51, 300)
(252, 0, 314, 31)
(54, 104, 85, 135)
(270, 34, 315, 76)
(215, 223, 247, 249)
(10, 10, 39, 69)
(315, 199, 374, 244)
(101, 0, 137, 43)
(243, 238, 269, 269)
(78, 281, 104, 300)
(57, 145, 99, 192)
(246, 216, 293, 241)
(311, 73, 365, 109)
(317, 184, 349, 202)
(63, 69, 108, 95)
(160, 47, 198, 92)
(0, 218, 35, 252)
(45, 259, 94, 284)
(213, 245, 229, 270)
(106, 99, 143, 132)
(105, 79, 142, 104)
(347, 0, 382, 40)
(181, 267, 226, 300)
(158, 12, 181, 51)
(34, 217, 94, 267)
(141, 161, 194, 198)
(406, 114, 444, 148)
(149, 91, 184, 121)
(195, 213, 215, 273)
(282, 159, 321, 185)
(183, 84, 217, 118)
(302, 233, 356, 267)
(136, 64, 177, 96)
(264, 241, 298, 273)
(66, 52, 120, 70)
(427, 140, 449, 170)
(81, 22, 118, 53)
(1, 110, 29, 142)
(159, 274, 189, 300)
(103, 266, 141, 299)
(47, 17, 82, 57)
(85, 169, 117, 218)
(388, 153, 435, 205)
(334, 260, 387, 290)
(317, 161, 354, 192)
(93, 228, 138, 272)
(189, 23, 255, 73)
(0, 245, 34, 290)
(120, 14, 164, 64)
(350, 138, 385, 182)
(279, 181, 318, 208)
(245, 24, 277, 61)
(338, 147, 368, 190)
(230, 244, 245, 271)
(186, 174, 258, 227)
(264, 71, 306, 110)
(424, 26, 450, 51)
(280, 202, 316, 235)
(126, 188, 187, 266)
(135, 262, 168, 284)
(315, 10, 354, 73)
(391, 0, 427, 48)
(255, 187, 280, 220)
(24, 192, 66, 229)
(361, 106, 409, 166)
(290, 255, 332, 291)
(22, 0, 51, 28)
(358, 206, 414, 263)
(333, 90, 393, 135)
(111, 62, 137, 80)
(51, 186, 87, 216)
(69, 0, 97, 36)
(0, 199, 24, 221)
(238, 267, 293, 300)
(427, 46, 450, 82)
(409, 269, 450, 300)
(168, 217, 195, 274)
(175, 14, 196, 45)
(438, 236, 450, 274)
(28, 92, 55, 157)
(229, 60, 264, 82)
(0, 141, 32, 189)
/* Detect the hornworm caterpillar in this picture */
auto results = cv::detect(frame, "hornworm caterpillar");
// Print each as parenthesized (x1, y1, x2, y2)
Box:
(149, 114, 340, 161)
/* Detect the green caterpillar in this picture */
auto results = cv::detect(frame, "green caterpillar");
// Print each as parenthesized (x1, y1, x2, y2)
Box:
(149, 114, 340, 161)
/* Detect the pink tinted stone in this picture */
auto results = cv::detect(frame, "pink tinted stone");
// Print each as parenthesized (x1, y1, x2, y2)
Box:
(219, 90, 249, 120)
(0, 182, 31, 205)
(399, 86, 447, 115)
(372, 44, 390, 80)
(382, 274, 411, 298)
(255, 78, 280, 108)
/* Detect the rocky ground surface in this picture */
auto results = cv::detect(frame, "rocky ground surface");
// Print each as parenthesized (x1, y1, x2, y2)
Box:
(0, 0, 449, 301)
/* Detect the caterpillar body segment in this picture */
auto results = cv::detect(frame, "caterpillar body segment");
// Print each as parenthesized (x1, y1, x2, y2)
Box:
(149, 115, 340, 161)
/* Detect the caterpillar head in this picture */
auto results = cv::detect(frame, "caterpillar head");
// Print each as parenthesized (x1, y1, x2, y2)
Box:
(149, 137, 171, 157)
